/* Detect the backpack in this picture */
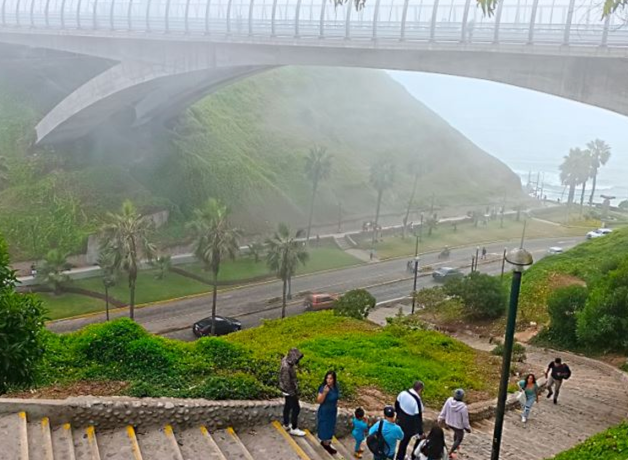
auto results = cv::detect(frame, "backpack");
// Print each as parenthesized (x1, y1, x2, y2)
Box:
(367, 420, 388, 457)
(559, 364, 572, 380)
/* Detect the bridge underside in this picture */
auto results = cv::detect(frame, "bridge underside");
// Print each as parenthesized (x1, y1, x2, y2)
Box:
(0, 31, 626, 144)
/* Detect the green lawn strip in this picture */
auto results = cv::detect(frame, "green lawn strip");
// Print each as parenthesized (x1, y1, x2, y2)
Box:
(37, 292, 106, 320)
(547, 422, 628, 460)
(226, 311, 500, 406)
(358, 219, 587, 260)
(70, 269, 210, 306)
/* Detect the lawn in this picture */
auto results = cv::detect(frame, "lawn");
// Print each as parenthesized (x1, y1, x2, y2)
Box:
(37, 292, 106, 320)
(178, 246, 361, 281)
(358, 218, 589, 260)
(548, 422, 628, 460)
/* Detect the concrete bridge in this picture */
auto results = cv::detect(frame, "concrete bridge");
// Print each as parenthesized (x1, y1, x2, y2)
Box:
(1, 0, 627, 143)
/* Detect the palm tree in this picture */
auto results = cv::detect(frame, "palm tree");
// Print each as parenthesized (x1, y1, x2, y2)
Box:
(0, 156, 8, 190)
(304, 146, 333, 244)
(578, 150, 593, 215)
(425, 214, 439, 236)
(586, 139, 612, 206)
(402, 159, 421, 240)
(247, 241, 265, 263)
(265, 223, 309, 319)
(369, 158, 395, 246)
(560, 148, 589, 207)
(37, 249, 71, 295)
(97, 250, 117, 321)
(100, 200, 155, 320)
(188, 198, 240, 336)
(151, 254, 172, 280)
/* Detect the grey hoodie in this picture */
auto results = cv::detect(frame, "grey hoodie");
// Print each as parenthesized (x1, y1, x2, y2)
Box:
(437, 397, 471, 431)
(279, 348, 303, 397)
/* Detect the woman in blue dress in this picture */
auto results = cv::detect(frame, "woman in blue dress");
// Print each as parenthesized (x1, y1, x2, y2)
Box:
(317, 370, 340, 455)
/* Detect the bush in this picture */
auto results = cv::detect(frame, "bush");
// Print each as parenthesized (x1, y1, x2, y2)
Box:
(0, 236, 47, 393)
(333, 289, 376, 320)
(195, 337, 249, 369)
(491, 341, 527, 363)
(445, 272, 508, 319)
(122, 338, 178, 381)
(549, 422, 628, 460)
(545, 285, 588, 347)
(73, 319, 148, 364)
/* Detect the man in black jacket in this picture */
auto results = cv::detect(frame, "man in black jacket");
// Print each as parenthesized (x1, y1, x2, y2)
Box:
(279, 348, 305, 436)
(394, 381, 424, 460)
(545, 357, 571, 404)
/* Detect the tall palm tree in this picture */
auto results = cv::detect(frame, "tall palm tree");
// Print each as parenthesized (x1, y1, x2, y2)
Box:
(560, 148, 589, 207)
(0, 156, 8, 190)
(586, 139, 612, 206)
(265, 223, 309, 319)
(369, 158, 396, 246)
(37, 249, 71, 295)
(578, 150, 593, 215)
(100, 200, 155, 320)
(97, 250, 117, 321)
(188, 198, 240, 336)
(304, 146, 333, 244)
(402, 159, 421, 240)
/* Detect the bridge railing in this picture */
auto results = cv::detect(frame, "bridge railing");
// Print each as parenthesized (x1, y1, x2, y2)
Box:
(1, 0, 627, 46)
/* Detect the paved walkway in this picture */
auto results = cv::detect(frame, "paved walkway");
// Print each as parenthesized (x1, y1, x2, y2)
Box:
(370, 306, 628, 459)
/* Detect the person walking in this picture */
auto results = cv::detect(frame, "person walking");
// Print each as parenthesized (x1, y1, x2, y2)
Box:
(352, 407, 369, 458)
(481, 247, 487, 260)
(279, 348, 305, 436)
(437, 389, 471, 459)
(545, 357, 572, 404)
(394, 381, 424, 460)
(519, 373, 539, 423)
(368, 406, 404, 460)
(412, 426, 448, 460)
(317, 370, 340, 454)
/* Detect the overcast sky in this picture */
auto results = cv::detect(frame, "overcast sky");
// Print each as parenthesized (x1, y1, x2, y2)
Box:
(389, 71, 628, 200)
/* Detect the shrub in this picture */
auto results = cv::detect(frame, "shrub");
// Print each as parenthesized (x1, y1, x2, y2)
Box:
(122, 337, 178, 380)
(195, 337, 249, 369)
(445, 272, 507, 319)
(549, 422, 628, 460)
(73, 318, 148, 364)
(0, 236, 47, 393)
(333, 289, 376, 320)
(545, 285, 588, 347)
(186, 373, 275, 400)
(491, 341, 527, 363)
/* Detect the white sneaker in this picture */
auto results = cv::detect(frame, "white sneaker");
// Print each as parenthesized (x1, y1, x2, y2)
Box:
(289, 428, 306, 437)
(521, 416, 527, 423)
(283, 425, 291, 431)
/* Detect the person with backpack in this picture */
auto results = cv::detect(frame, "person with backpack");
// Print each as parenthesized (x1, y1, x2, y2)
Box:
(545, 357, 571, 404)
(367, 406, 404, 460)
(437, 389, 471, 459)
(412, 426, 448, 460)
(317, 370, 340, 455)
(279, 348, 305, 436)
(394, 381, 424, 460)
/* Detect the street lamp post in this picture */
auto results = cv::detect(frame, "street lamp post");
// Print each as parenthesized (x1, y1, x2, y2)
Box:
(500, 247, 507, 279)
(491, 247, 533, 460)
(475, 246, 480, 271)
(419, 213, 424, 243)
(411, 229, 420, 314)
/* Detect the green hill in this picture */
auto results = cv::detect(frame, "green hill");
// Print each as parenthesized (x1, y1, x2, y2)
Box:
(0, 54, 522, 260)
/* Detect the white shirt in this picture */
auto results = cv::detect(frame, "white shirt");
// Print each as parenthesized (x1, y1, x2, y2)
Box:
(396, 389, 424, 416)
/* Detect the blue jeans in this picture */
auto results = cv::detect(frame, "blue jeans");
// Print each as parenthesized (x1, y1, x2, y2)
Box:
(523, 396, 535, 418)
(353, 437, 364, 452)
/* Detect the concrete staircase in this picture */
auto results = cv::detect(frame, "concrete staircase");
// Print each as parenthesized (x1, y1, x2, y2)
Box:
(0, 412, 375, 460)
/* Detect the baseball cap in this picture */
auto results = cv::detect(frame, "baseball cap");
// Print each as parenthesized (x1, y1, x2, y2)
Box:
(383, 405, 395, 418)
(454, 389, 465, 401)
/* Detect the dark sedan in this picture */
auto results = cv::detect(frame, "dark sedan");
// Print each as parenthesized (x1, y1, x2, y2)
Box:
(432, 267, 464, 282)
(192, 315, 242, 337)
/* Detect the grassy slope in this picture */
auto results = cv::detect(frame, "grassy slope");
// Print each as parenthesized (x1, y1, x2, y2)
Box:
(519, 228, 628, 323)
(548, 422, 628, 460)
(0, 61, 522, 260)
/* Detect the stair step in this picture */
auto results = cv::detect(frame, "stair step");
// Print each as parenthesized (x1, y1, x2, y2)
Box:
(135, 425, 183, 460)
(212, 428, 254, 460)
(177, 426, 227, 460)
(27, 418, 54, 460)
(51, 423, 77, 460)
(73, 425, 101, 460)
(303, 430, 338, 459)
(0, 412, 28, 460)
(237, 422, 302, 459)
(96, 426, 140, 460)
(332, 436, 354, 459)
(339, 435, 374, 459)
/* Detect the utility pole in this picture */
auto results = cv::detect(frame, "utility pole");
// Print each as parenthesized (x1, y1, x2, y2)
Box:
(419, 212, 424, 243)
(475, 246, 480, 271)
(500, 247, 507, 279)
(337, 202, 342, 233)
(500, 193, 506, 228)
(430, 193, 435, 215)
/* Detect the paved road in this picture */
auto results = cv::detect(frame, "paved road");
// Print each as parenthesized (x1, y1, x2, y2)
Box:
(48, 236, 582, 339)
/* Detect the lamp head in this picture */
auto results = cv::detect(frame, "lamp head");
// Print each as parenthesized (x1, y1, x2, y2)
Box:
(505, 248, 533, 271)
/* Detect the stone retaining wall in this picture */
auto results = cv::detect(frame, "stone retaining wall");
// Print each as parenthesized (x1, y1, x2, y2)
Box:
(0, 393, 520, 434)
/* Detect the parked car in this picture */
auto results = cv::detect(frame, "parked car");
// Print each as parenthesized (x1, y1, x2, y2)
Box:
(304, 293, 339, 311)
(192, 316, 242, 337)
(547, 246, 564, 255)
(586, 228, 613, 239)
(432, 267, 463, 282)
